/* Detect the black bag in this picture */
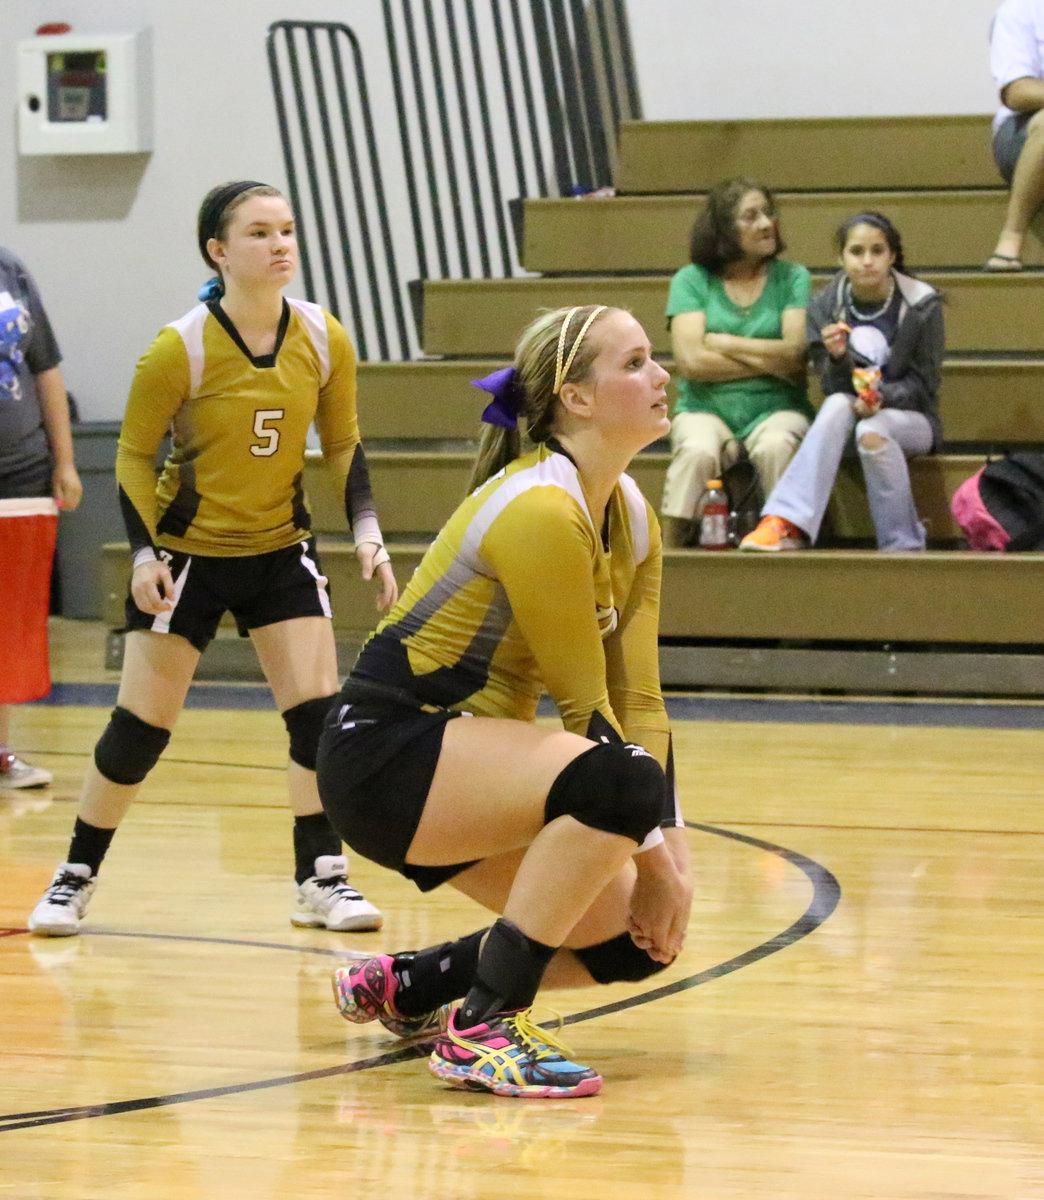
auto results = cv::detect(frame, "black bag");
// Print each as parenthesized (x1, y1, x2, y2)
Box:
(950, 450, 1044, 551)
(721, 440, 763, 546)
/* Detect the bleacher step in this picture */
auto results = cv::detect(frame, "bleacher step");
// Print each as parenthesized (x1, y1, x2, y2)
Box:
(298, 450, 980, 543)
(522, 190, 1041, 273)
(350, 357, 1044, 446)
(102, 627, 1044, 697)
(422, 272, 1044, 356)
(357, 360, 502, 438)
(616, 116, 998, 193)
(102, 541, 1044, 651)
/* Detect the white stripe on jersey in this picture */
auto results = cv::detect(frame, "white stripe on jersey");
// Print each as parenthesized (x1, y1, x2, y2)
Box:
(287, 298, 331, 387)
(166, 304, 208, 398)
(459, 454, 589, 575)
(459, 451, 652, 574)
(618, 473, 652, 564)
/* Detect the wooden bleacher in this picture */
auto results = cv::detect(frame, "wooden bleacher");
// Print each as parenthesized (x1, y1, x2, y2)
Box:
(421, 272, 1044, 355)
(103, 114, 1044, 694)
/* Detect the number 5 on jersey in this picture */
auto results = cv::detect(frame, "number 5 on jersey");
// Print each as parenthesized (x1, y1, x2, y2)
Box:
(251, 408, 285, 457)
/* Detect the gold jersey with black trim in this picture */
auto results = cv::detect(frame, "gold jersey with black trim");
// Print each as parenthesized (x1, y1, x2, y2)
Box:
(353, 440, 679, 814)
(115, 297, 377, 557)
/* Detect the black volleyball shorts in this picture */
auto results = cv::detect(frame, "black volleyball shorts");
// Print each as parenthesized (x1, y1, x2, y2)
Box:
(316, 679, 476, 892)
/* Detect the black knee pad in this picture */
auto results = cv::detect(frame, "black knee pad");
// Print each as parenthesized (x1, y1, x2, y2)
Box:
(94, 705, 171, 785)
(544, 741, 664, 844)
(574, 932, 673, 984)
(283, 695, 336, 770)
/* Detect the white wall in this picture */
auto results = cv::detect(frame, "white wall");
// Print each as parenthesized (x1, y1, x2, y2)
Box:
(631, 0, 1001, 120)
(1, 1, 391, 420)
(2, 0, 1007, 419)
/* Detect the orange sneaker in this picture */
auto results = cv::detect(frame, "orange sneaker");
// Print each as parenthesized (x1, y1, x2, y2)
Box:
(738, 515, 808, 551)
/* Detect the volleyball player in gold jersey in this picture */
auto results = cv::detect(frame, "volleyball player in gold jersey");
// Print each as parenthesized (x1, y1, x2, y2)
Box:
(29, 181, 396, 937)
(320, 305, 693, 1098)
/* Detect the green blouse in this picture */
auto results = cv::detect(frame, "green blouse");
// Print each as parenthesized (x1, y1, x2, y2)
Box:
(667, 258, 813, 439)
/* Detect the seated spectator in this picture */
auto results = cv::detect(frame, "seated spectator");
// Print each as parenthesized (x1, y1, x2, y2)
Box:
(740, 212, 943, 553)
(986, 0, 1044, 271)
(660, 177, 812, 546)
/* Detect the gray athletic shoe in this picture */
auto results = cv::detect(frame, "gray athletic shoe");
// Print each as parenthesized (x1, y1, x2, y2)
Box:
(0, 753, 52, 789)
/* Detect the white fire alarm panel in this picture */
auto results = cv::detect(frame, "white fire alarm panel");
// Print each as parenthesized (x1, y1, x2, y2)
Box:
(18, 29, 152, 155)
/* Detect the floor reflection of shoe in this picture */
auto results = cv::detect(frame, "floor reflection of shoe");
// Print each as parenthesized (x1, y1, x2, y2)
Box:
(332, 954, 449, 1039)
(291, 855, 383, 931)
(2, 792, 54, 817)
(429, 1007, 602, 1098)
(430, 1097, 603, 1145)
(0, 753, 52, 789)
(28, 936, 85, 970)
(27, 863, 95, 936)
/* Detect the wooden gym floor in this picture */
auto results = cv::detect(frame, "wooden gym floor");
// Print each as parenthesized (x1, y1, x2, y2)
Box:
(2, 619, 1043, 1200)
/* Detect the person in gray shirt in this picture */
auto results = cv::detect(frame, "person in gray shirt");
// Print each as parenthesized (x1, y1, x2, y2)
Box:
(0, 245, 81, 789)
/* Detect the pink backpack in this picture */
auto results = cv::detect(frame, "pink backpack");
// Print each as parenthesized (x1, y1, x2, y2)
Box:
(950, 467, 1009, 551)
(950, 453, 1044, 551)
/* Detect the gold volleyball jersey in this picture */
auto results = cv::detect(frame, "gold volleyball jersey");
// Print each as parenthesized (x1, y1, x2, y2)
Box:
(116, 298, 376, 556)
(354, 442, 679, 809)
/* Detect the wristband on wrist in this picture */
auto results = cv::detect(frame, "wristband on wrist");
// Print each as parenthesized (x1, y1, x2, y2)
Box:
(357, 540, 391, 569)
(352, 513, 382, 545)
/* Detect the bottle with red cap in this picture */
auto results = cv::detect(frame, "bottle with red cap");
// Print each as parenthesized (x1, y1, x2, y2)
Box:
(698, 479, 729, 550)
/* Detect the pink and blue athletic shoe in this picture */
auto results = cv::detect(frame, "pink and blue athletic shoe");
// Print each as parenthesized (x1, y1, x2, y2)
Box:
(332, 954, 448, 1040)
(429, 1006, 602, 1098)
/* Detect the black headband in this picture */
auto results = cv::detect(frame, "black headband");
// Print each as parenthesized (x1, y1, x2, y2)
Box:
(197, 180, 268, 265)
(842, 212, 895, 241)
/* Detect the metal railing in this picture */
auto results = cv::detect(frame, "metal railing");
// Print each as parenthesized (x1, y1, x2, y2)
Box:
(267, 1, 639, 360)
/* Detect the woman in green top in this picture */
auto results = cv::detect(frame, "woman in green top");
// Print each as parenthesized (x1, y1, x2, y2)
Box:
(661, 177, 813, 546)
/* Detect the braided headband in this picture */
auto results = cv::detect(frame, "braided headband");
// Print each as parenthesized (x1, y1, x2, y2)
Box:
(553, 305, 607, 395)
(472, 306, 609, 428)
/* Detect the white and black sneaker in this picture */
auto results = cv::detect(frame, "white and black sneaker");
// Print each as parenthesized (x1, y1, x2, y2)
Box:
(291, 855, 382, 932)
(28, 863, 96, 937)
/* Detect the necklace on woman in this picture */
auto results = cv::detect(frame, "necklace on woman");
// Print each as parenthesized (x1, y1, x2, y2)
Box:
(723, 263, 768, 315)
(844, 277, 895, 323)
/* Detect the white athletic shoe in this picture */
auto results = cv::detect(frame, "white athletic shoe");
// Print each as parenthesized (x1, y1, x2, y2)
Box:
(0, 753, 53, 789)
(28, 863, 96, 937)
(291, 854, 383, 932)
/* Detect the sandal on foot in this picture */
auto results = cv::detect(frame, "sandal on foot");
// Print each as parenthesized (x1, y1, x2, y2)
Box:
(984, 253, 1023, 272)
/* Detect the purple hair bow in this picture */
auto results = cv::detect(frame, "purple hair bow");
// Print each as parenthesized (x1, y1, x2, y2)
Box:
(472, 366, 522, 429)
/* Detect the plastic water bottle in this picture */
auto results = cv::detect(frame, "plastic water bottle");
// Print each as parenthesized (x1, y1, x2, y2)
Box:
(698, 479, 730, 550)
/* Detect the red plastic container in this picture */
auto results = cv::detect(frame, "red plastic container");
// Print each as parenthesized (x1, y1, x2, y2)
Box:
(0, 497, 59, 703)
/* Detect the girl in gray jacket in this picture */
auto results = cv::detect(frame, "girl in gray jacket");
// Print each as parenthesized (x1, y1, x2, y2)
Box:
(740, 212, 943, 551)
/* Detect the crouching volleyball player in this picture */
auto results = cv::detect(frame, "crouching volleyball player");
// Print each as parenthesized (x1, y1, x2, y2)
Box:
(317, 305, 692, 1099)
